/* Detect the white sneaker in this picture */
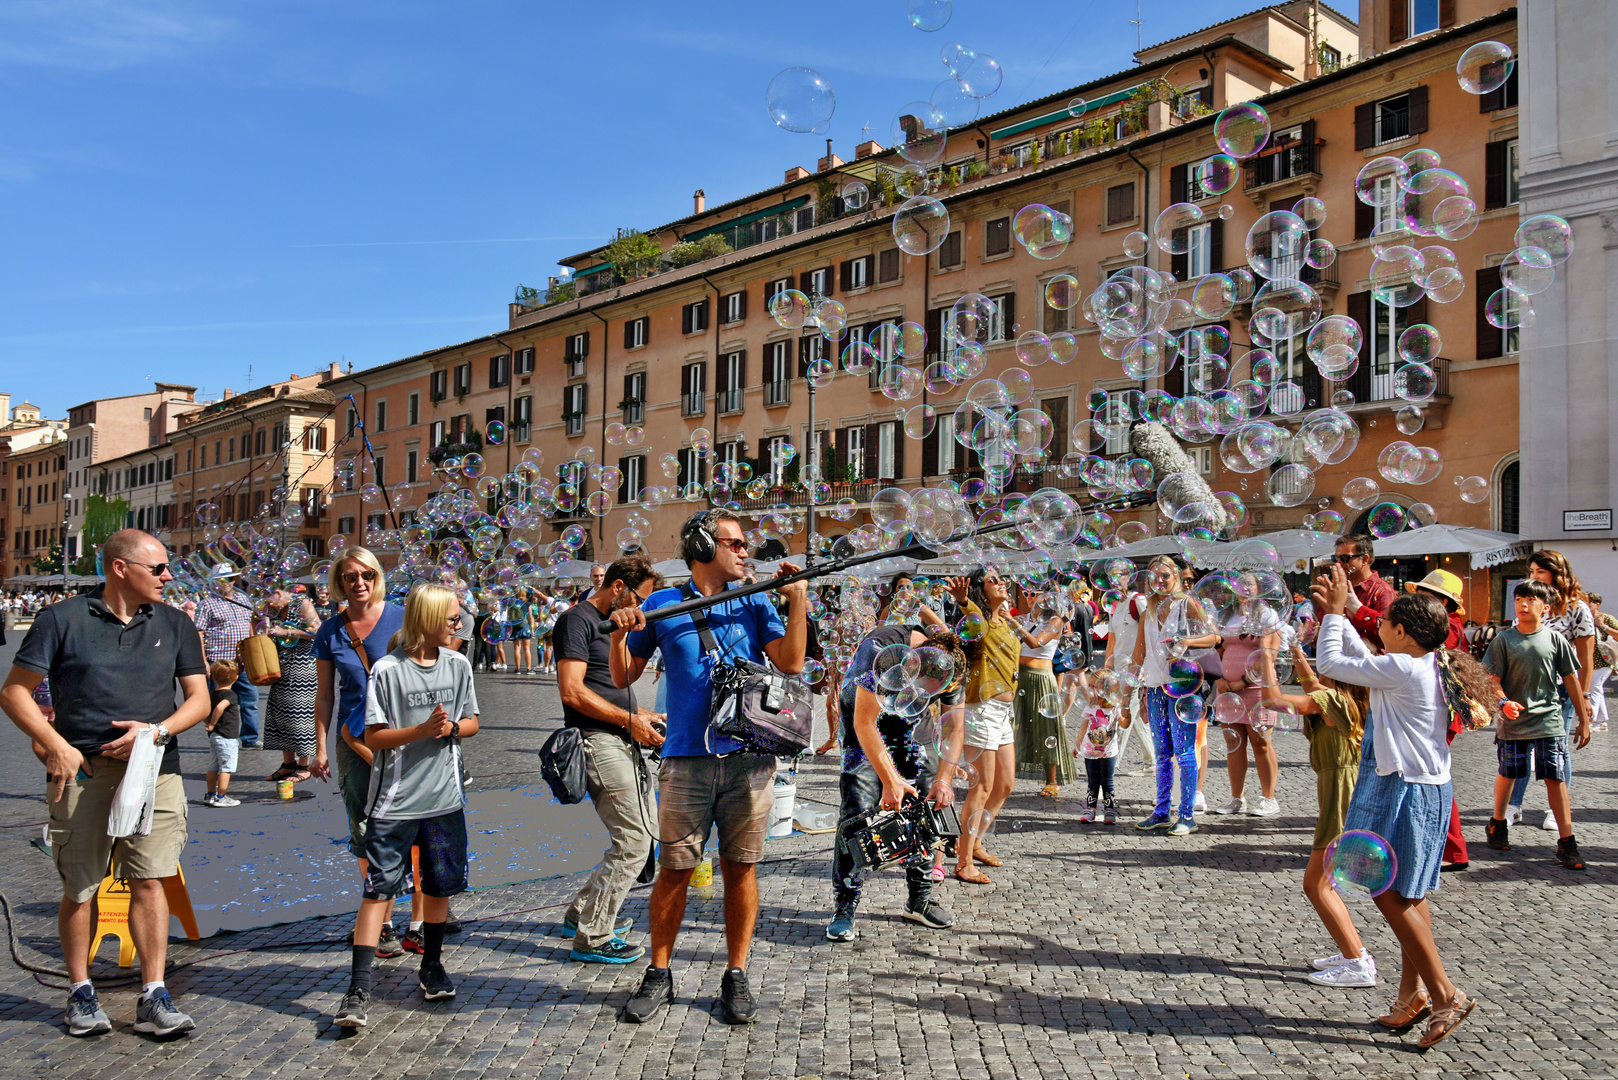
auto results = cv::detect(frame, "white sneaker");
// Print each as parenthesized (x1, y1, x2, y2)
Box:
(1311, 951, 1347, 970)
(1542, 808, 1558, 831)
(1505, 804, 1522, 826)
(1251, 797, 1281, 817)
(213, 794, 241, 807)
(201, 793, 217, 807)
(1193, 791, 1207, 813)
(1215, 796, 1247, 815)
(1306, 955, 1377, 988)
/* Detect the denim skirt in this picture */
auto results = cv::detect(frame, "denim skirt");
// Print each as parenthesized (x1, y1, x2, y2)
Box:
(1340, 722, 1451, 900)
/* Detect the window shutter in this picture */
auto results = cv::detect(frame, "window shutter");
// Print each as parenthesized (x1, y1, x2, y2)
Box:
(581, 330, 590, 357)
(798, 337, 811, 379)
(1475, 266, 1503, 360)
(681, 305, 692, 335)
(1347, 291, 1371, 369)
(1353, 102, 1374, 150)
(737, 350, 746, 389)
(699, 298, 709, 330)
(835, 428, 849, 478)
(1000, 293, 1016, 337)
(817, 429, 833, 478)
(922, 420, 939, 476)
(1169, 163, 1188, 204)
(1354, 197, 1375, 240)
(839, 260, 852, 292)
(1439, 0, 1456, 28)
(736, 291, 746, 321)
(890, 421, 905, 480)
(623, 320, 634, 350)
(1408, 86, 1429, 135)
(1484, 141, 1508, 209)
(864, 423, 879, 480)
(1480, 82, 1502, 113)
(925, 306, 945, 357)
(618, 457, 630, 503)
(680, 364, 692, 398)
(1299, 118, 1316, 168)
(1208, 218, 1224, 272)
(820, 265, 835, 296)
(799, 271, 812, 295)
(862, 255, 875, 284)
(624, 373, 634, 410)
(1405, 294, 1429, 332)
(1389, 0, 1408, 43)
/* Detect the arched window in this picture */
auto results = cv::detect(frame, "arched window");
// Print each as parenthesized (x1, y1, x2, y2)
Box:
(1499, 460, 1520, 534)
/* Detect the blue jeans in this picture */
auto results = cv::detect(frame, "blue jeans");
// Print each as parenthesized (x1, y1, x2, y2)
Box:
(1508, 690, 1574, 806)
(1147, 688, 1198, 821)
(232, 671, 260, 744)
(831, 744, 935, 911)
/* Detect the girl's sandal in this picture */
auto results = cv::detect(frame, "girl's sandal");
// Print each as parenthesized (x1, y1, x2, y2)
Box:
(973, 844, 1002, 867)
(1417, 992, 1475, 1050)
(1376, 990, 1431, 1030)
(953, 867, 993, 885)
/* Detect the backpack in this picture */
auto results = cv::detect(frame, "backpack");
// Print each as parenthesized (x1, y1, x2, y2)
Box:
(539, 727, 588, 804)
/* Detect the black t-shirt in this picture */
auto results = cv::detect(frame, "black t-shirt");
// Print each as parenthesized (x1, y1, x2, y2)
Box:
(13, 586, 208, 775)
(553, 599, 633, 740)
(209, 687, 242, 740)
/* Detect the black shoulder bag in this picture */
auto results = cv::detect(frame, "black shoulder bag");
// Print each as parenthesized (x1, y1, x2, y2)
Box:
(684, 583, 814, 757)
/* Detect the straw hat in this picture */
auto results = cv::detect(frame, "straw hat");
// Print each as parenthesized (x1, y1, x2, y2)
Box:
(1405, 568, 1463, 608)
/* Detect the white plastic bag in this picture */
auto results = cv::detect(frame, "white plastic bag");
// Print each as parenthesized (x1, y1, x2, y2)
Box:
(107, 727, 161, 838)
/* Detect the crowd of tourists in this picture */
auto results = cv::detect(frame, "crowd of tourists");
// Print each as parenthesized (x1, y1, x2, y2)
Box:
(0, 520, 1610, 1052)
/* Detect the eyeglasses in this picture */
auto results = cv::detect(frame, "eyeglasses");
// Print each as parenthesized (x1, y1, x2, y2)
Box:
(123, 559, 170, 577)
(446, 614, 464, 628)
(341, 569, 378, 584)
(716, 538, 748, 553)
(1334, 554, 1361, 565)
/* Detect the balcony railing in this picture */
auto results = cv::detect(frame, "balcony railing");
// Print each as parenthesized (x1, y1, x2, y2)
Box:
(717, 388, 743, 415)
(680, 391, 705, 418)
(1243, 134, 1320, 191)
(764, 381, 791, 408)
(1334, 355, 1451, 409)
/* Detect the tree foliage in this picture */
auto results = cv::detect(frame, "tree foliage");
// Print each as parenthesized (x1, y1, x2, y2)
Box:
(601, 230, 662, 281)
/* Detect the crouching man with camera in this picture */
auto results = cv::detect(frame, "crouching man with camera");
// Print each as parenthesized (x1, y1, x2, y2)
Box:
(607, 510, 806, 1026)
(827, 626, 967, 942)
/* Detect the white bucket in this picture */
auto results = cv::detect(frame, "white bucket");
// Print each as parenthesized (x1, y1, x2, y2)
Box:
(768, 782, 796, 838)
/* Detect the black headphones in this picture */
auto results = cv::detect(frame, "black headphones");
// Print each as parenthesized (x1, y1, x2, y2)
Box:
(681, 512, 717, 564)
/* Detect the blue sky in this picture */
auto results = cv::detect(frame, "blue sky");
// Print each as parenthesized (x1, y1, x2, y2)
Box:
(1, 0, 1264, 416)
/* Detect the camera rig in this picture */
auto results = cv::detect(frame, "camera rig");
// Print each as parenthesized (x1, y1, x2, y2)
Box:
(842, 795, 962, 874)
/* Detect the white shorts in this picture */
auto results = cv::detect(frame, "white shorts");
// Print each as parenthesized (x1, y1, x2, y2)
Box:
(964, 698, 1015, 750)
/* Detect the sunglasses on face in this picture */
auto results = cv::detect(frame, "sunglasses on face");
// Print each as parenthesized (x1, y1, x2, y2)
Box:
(1334, 554, 1361, 565)
(447, 614, 464, 628)
(341, 570, 378, 584)
(124, 559, 170, 577)
(716, 537, 748, 553)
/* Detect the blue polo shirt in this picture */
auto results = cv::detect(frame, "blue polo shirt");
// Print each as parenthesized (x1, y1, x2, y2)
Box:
(626, 585, 785, 757)
(311, 604, 406, 738)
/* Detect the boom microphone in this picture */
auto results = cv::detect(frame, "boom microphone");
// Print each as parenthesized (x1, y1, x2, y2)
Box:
(1129, 421, 1230, 534)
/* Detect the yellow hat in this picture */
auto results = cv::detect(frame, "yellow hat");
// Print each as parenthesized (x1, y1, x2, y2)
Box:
(1405, 568, 1463, 607)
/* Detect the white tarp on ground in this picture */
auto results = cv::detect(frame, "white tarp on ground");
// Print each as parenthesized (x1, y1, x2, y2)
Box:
(1361, 524, 1528, 569)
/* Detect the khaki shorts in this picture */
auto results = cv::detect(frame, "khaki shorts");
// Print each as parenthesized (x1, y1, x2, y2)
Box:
(656, 754, 775, 870)
(47, 758, 189, 903)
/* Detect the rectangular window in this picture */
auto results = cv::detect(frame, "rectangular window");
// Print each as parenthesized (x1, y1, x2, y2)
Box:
(878, 248, 900, 283)
(338, 515, 355, 535)
(719, 350, 745, 414)
(255, 428, 265, 456)
(682, 300, 709, 335)
(566, 353, 586, 379)
(1375, 94, 1410, 144)
(1106, 183, 1136, 226)
(806, 267, 831, 296)
(373, 456, 385, 488)
(877, 423, 896, 480)
(430, 370, 447, 402)
(795, 206, 815, 232)
(988, 293, 1016, 343)
(428, 419, 444, 448)
(565, 331, 590, 362)
(845, 426, 865, 481)
(564, 384, 587, 437)
(625, 317, 649, 349)
(765, 342, 791, 407)
(681, 363, 707, 417)
(847, 257, 869, 290)
(514, 347, 534, 375)
(723, 291, 746, 323)
(621, 455, 644, 504)
(623, 372, 646, 425)
(185, 448, 193, 472)
(406, 392, 420, 426)
(1187, 222, 1212, 277)
(676, 446, 706, 490)
(374, 400, 387, 433)
(489, 353, 510, 388)
(937, 230, 962, 268)
(766, 277, 790, 306)
(513, 395, 532, 441)
(405, 450, 418, 484)
(751, 217, 780, 244)
(984, 217, 1011, 256)
(1409, 0, 1440, 37)
(937, 413, 957, 473)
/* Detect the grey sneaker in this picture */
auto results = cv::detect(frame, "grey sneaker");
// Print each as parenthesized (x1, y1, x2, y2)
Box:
(1250, 797, 1280, 817)
(1307, 956, 1378, 988)
(825, 903, 857, 941)
(1167, 818, 1199, 836)
(719, 967, 759, 1025)
(622, 966, 676, 1024)
(65, 985, 111, 1037)
(133, 988, 195, 1037)
(334, 985, 370, 1028)
(901, 900, 954, 929)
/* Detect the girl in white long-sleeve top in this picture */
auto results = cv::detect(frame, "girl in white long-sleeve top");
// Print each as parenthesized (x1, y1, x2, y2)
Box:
(1313, 564, 1477, 1051)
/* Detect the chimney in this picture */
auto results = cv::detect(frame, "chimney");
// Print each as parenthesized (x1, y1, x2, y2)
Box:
(817, 137, 844, 173)
(784, 166, 811, 182)
(855, 140, 882, 159)
(693, 188, 706, 214)
(223, 388, 235, 399)
(0, 393, 9, 422)
(326, 362, 341, 382)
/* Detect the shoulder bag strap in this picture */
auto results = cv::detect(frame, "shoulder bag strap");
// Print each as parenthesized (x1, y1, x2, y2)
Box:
(342, 609, 372, 673)
(681, 582, 722, 658)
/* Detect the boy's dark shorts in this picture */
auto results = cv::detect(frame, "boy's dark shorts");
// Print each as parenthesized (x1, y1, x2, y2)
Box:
(361, 810, 469, 900)
(1496, 736, 1570, 783)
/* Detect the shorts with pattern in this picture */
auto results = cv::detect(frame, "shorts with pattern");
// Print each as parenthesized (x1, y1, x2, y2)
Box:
(655, 754, 775, 870)
(1496, 736, 1570, 783)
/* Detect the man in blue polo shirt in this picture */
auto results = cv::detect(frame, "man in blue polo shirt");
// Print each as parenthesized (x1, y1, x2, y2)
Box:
(606, 509, 806, 1026)
(1, 529, 210, 1039)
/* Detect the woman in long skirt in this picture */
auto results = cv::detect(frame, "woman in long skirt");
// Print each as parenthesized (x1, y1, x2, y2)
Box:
(1013, 588, 1075, 795)
(264, 586, 322, 782)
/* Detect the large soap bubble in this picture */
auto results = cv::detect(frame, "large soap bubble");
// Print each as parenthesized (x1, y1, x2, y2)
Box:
(766, 68, 835, 134)
(1457, 40, 1514, 95)
(893, 196, 951, 255)
(1214, 102, 1271, 159)
(908, 0, 952, 32)
(1325, 830, 1397, 899)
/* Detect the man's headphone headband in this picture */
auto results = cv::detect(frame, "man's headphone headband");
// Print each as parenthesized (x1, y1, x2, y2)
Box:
(682, 512, 718, 564)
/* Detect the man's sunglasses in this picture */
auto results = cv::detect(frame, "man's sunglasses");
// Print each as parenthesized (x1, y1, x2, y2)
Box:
(123, 559, 170, 576)
(716, 537, 748, 553)
(341, 569, 379, 583)
(1334, 554, 1363, 565)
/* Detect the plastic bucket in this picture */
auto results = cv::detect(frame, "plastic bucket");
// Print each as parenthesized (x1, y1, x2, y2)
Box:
(768, 782, 796, 838)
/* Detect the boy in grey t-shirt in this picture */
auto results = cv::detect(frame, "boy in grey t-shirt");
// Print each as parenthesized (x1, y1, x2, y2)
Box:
(336, 585, 480, 1030)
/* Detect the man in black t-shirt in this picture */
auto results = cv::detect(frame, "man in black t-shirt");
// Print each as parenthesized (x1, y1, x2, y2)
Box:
(555, 554, 665, 964)
(0, 529, 210, 1039)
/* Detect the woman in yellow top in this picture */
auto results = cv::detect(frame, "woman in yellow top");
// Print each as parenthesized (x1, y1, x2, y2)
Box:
(946, 569, 1020, 885)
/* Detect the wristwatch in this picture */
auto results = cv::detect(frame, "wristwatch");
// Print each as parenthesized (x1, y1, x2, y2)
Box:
(449, 720, 461, 739)
(151, 723, 173, 747)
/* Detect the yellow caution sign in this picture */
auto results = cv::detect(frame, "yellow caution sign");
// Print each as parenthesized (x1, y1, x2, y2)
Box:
(88, 866, 201, 968)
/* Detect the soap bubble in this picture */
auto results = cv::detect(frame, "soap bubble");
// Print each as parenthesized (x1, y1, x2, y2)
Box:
(1398, 324, 1442, 364)
(1014, 203, 1072, 260)
(486, 420, 505, 445)
(839, 179, 870, 211)
(1291, 196, 1327, 230)
(1066, 96, 1088, 117)
(1153, 202, 1205, 255)
(1516, 214, 1574, 265)
(1198, 154, 1240, 196)
(1122, 231, 1149, 259)
(1163, 657, 1203, 699)
(1325, 830, 1397, 899)
(1501, 246, 1556, 296)
(766, 68, 835, 134)
(1457, 40, 1514, 94)
(1342, 477, 1380, 510)
(953, 49, 1003, 98)
(1393, 363, 1437, 402)
(770, 289, 810, 329)
(1304, 238, 1336, 269)
(1174, 695, 1206, 725)
(908, 0, 952, 32)
(1485, 288, 1535, 330)
(1356, 156, 1410, 206)
(1367, 502, 1407, 538)
(1395, 406, 1425, 434)
(1459, 476, 1491, 503)
(893, 196, 951, 255)
(1038, 694, 1061, 719)
(1268, 464, 1316, 507)
(1044, 274, 1081, 310)
(1214, 102, 1271, 159)
(891, 103, 948, 165)
(1245, 212, 1310, 279)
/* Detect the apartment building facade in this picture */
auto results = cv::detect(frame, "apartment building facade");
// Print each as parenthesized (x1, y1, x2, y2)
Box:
(0, 396, 68, 579)
(326, 2, 1524, 606)
(63, 385, 199, 561)
(7, 431, 70, 580)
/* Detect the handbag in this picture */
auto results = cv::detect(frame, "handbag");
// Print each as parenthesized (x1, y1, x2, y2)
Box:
(684, 584, 813, 756)
(539, 727, 588, 804)
(240, 633, 282, 685)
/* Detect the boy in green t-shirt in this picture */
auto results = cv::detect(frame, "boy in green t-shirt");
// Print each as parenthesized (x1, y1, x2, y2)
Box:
(1483, 580, 1591, 870)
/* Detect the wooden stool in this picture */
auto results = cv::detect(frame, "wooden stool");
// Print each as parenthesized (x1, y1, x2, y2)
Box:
(87, 866, 202, 968)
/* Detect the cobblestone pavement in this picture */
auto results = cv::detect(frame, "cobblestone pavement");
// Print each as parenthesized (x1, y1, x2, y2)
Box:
(1, 634, 1615, 1080)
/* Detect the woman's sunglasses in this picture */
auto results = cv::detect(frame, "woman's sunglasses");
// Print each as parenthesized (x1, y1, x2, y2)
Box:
(341, 569, 378, 583)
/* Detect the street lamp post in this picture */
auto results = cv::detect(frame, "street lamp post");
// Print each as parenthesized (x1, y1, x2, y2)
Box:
(801, 291, 827, 567)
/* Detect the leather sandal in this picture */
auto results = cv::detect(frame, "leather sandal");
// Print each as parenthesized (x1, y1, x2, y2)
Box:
(1376, 990, 1432, 1030)
(1039, 784, 1060, 798)
(953, 867, 992, 885)
(972, 843, 1003, 867)
(1417, 992, 1475, 1050)
(266, 765, 300, 782)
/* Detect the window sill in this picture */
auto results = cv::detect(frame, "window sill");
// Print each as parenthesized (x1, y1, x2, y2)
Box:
(1364, 134, 1419, 157)
(1101, 220, 1140, 233)
(935, 263, 964, 274)
(874, 279, 903, 290)
(981, 250, 1014, 263)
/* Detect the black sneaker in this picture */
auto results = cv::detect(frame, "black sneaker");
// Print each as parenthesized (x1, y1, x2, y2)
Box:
(622, 966, 676, 1024)
(1486, 818, 1511, 852)
(901, 900, 955, 929)
(65, 985, 112, 1037)
(376, 923, 402, 958)
(571, 937, 645, 964)
(334, 986, 370, 1028)
(719, 967, 758, 1025)
(1557, 836, 1585, 871)
(401, 928, 424, 955)
(442, 907, 462, 935)
(418, 960, 456, 1000)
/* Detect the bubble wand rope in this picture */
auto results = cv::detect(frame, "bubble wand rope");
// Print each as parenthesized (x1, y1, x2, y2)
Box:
(594, 517, 1024, 633)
